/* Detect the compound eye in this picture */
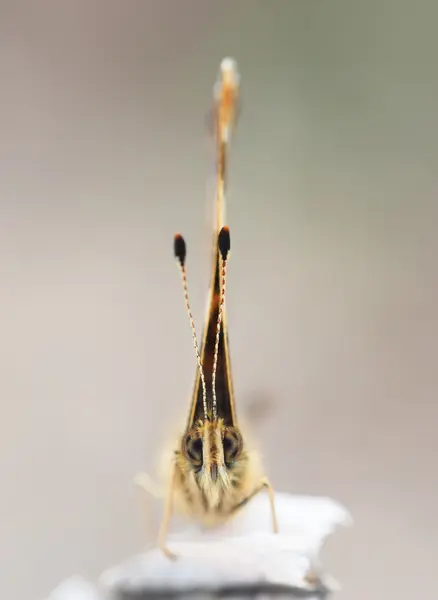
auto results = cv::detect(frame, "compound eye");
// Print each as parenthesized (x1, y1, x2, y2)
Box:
(223, 427, 243, 465)
(182, 430, 203, 468)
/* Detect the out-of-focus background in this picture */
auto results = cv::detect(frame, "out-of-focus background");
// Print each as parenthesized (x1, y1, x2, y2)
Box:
(1, 1, 437, 599)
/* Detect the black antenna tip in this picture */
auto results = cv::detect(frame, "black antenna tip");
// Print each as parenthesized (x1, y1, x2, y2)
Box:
(174, 234, 186, 266)
(218, 226, 231, 260)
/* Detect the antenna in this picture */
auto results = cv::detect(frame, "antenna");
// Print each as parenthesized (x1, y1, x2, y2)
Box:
(211, 226, 231, 419)
(174, 234, 208, 420)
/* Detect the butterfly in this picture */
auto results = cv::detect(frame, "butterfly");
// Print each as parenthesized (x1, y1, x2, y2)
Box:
(153, 58, 278, 559)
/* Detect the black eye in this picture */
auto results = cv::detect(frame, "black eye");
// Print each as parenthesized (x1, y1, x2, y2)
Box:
(183, 431, 203, 467)
(223, 428, 243, 465)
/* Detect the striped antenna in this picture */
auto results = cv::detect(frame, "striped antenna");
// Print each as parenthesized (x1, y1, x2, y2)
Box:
(211, 226, 231, 419)
(174, 234, 208, 419)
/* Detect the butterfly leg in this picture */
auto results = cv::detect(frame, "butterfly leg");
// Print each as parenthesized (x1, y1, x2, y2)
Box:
(260, 477, 279, 534)
(134, 473, 160, 543)
(229, 477, 279, 533)
(157, 466, 178, 560)
(134, 472, 164, 499)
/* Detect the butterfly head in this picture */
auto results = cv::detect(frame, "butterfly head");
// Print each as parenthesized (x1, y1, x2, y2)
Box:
(181, 417, 243, 487)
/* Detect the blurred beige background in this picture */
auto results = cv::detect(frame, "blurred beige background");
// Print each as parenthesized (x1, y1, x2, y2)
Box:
(1, 1, 438, 599)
